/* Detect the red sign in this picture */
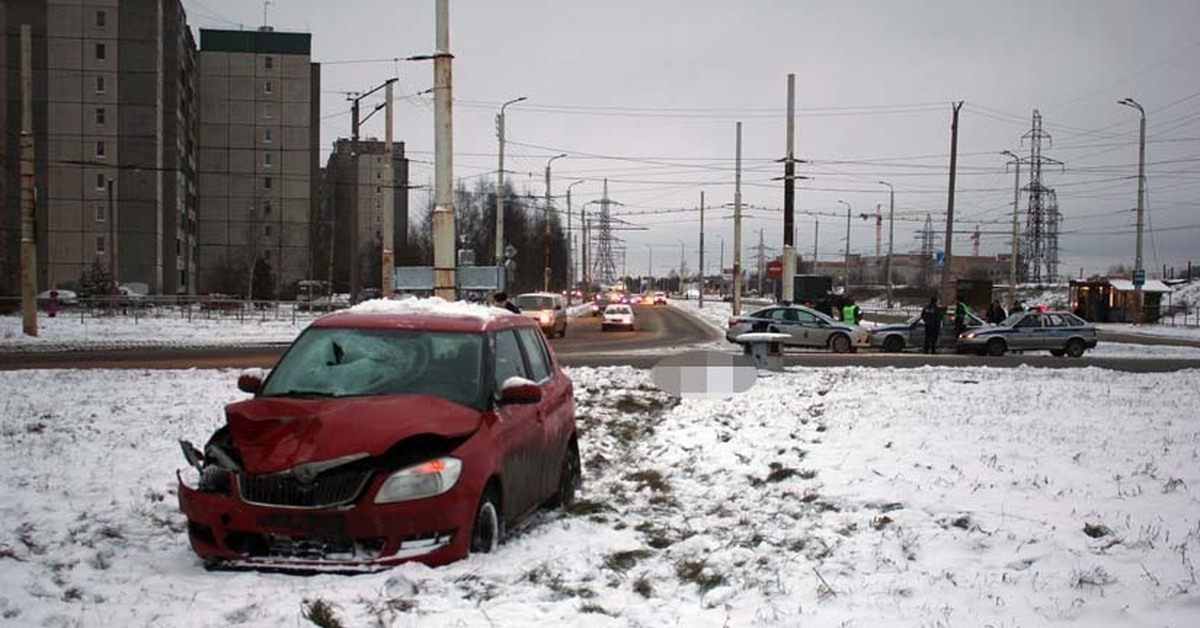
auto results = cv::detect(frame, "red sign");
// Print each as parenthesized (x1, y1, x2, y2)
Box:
(766, 260, 783, 279)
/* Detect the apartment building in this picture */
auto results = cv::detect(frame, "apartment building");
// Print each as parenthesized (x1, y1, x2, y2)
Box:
(318, 138, 409, 293)
(0, 0, 197, 297)
(196, 26, 319, 298)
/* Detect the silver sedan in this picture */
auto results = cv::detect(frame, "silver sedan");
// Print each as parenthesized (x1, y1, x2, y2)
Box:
(956, 310, 1098, 357)
(870, 311, 985, 352)
(726, 304, 869, 353)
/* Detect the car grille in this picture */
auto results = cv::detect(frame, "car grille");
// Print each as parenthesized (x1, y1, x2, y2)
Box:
(238, 469, 373, 508)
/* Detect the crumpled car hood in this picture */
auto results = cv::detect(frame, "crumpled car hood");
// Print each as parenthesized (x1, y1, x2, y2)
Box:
(224, 396, 482, 475)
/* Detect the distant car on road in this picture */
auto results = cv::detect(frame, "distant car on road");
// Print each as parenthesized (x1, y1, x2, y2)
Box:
(653, 291, 668, 305)
(516, 292, 567, 338)
(870, 311, 985, 352)
(601, 303, 636, 331)
(956, 310, 1098, 357)
(726, 303, 868, 353)
(589, 296, 611, 317)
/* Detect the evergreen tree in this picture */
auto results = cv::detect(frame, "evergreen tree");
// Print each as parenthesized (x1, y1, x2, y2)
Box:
(79, 257, 113, 298)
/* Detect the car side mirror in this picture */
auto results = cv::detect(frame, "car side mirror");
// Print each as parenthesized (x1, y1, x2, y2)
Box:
(499, 378, 542, 405)
(237, 368, 266, 394)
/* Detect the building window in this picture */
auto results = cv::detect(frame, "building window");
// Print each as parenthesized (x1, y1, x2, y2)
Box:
(95, 43, 106, 61)
(263, 103, 273, 118)
(95, 75, 106, 93)
(95, 107, 105, 125)
(264, 80, 273, 94)
(96, 236, 106, 255)
(264, 56, 273, 69)
(263, 152, 273, 168)
(96, 10, 106, 28)
(263, 128, 273, 143)
(95, 204, 106, 222)
(95, 174, 106, 190)
(263, 201, 272, 215)
(264, 224, 273, 237)
(263, 176, 272, 189)
(95, 141, 105, 159)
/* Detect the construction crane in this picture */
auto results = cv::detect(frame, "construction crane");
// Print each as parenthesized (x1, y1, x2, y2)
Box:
(859, 204, 883, 258)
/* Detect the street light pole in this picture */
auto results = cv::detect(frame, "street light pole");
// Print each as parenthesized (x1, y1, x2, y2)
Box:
(1000, 150, 1022, 308)
(1119, 97, 1146, 323)
(878, 181, 894, 308)
(495, 96, 526, 268)
(544, 153, 566, 292)
(566, 179, 585, 299)
(838, 199, 851, 293)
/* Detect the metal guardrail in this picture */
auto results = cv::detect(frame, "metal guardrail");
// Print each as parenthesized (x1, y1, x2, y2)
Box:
(2, 296, 326, 326)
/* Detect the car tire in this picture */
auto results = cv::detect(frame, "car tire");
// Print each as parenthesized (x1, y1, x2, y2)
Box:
(882, 335, 905, 353)
(470, 487, 503, 554)
(1065, 338, 1086, 358)
(1050, 349, 1065, 357)
(829, 334, 851, 354)
(546, 441, 581, 508)
(986, 338, 1006, 357)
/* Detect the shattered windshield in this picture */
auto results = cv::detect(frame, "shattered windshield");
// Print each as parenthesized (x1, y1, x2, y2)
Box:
(261, 327, 485, 408)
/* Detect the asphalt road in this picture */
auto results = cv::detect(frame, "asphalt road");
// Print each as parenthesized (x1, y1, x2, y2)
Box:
(2, 305, 1198, 373)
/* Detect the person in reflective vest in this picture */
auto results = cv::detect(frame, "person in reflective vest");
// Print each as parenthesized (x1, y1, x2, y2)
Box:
(841, 301, 861, 325)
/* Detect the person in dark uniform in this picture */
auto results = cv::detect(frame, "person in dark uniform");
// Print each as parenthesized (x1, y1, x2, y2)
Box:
(494, 292, 521, 314)
(920, 296, 943, 354)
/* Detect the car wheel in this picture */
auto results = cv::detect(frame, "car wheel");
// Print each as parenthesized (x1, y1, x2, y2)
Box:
(1065, 338, 1086, 358)
(882, 335, 905, 352)
(986, 338, 1006, 357)
(1050, 349, 1065, 357)
(546, 441, 581, 508)
(829, 334, 851, 353)
(470, 487, 503, 554)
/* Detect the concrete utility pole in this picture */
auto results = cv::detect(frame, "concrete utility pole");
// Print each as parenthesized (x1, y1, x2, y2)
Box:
(432, 0, 455, 300)
(782, 73, 797, 303)
(812, 218, 819, 272)
(20, 25, 37, 336)
(348, 77, 397, 302)
(566, 179, 584, 299)
(732, 122, 744, 316)
(838, 200, 851, 293)
(879, 180, 895, 308)
(1000, 150, 1021, 307)
(1119, 97, 1147, 323)
(382, 82, 395, 298)
(495, 96, 525, 266)
(698, 191, 705, 309)
(543, 153, 566, 292)
(940, 101, 964, 307)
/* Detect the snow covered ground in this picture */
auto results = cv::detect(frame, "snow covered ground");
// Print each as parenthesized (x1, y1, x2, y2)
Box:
(2, 365, 1199, 627)
(1, 302, 1199, 626)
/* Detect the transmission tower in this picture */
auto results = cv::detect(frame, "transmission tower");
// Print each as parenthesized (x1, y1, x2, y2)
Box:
(917, 213, 938, 286)
(1021, 110, 1063, 283)
(591, 179, 620, 286)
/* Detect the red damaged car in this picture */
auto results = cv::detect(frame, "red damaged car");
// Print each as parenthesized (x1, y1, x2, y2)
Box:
(177, 299, 580, 571)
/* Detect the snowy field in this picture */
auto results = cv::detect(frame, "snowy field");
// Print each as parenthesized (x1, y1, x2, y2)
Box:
(1, 300, 1199, 626)
(2, 365, 1199, 627)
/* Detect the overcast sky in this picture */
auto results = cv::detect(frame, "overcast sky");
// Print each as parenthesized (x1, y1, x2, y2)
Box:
(184, 0, 1200, 281)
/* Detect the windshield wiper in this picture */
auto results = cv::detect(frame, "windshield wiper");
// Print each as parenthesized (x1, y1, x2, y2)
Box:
(264, 389, 337, 398)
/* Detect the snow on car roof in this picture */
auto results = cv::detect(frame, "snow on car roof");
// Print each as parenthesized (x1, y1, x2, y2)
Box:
(330, 296, 511, 323)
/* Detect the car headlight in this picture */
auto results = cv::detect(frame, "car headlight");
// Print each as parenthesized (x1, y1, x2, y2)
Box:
(374, 457, 462, 503)
(963, 332, 977, 339)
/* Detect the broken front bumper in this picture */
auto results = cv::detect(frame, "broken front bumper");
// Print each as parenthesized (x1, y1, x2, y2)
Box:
(177, 470, 476, 571)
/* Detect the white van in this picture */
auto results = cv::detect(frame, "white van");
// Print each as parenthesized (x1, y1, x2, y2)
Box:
(516, 292, 567, 338)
